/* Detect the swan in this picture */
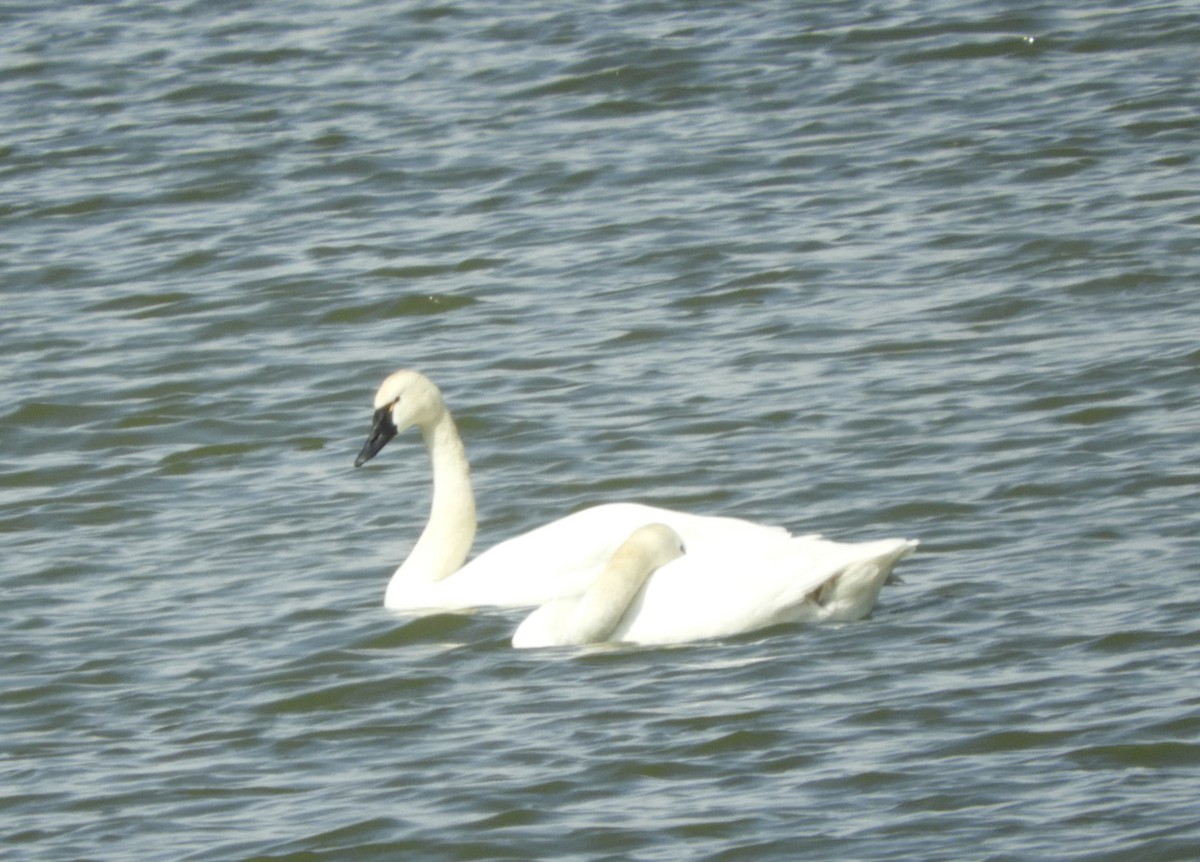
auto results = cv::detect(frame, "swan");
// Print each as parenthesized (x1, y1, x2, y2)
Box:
(513, 524, 915, 648)
(513, 524, 686, 647)
(354, 369, 918, 616)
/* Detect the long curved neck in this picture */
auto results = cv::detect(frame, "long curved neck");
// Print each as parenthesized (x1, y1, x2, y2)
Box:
(565, 545, 655, 643)
(393, 407, 477, 586)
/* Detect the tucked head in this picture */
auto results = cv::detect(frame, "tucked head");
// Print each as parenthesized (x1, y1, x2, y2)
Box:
(354, 370, 445, 467)
(618, 523, 686, 571)
(550, 522, 686, 646)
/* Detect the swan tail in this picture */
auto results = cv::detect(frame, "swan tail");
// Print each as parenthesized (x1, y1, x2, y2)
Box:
(808, 538, 918, 621)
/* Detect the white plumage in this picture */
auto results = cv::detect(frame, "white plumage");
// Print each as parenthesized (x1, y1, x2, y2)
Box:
(354, 370, 917, 643)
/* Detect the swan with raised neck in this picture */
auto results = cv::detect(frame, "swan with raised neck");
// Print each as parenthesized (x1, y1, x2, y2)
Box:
(355, 370, 476, 594)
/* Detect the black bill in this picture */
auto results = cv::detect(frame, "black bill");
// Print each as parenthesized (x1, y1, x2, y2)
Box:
(354, 405, 398, 467)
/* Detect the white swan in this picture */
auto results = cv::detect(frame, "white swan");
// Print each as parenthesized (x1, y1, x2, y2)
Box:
(354, 370, 918, 617)
(513, 524, 686, 647)
(513, 524, 915, 648)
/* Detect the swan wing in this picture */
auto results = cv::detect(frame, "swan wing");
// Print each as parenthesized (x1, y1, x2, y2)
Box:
(441, 502, 795, 610)
(510, 597, 581, 648)
(607, 537, 918, 645)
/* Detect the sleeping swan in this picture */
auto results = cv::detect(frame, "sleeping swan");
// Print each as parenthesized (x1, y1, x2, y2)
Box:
(513, 523, 915, 648)
(354, 369, 918, 614)
(513, 524, 686, 647)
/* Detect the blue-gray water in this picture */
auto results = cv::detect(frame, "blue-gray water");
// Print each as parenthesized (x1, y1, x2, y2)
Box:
(3, 1, 1199, 860)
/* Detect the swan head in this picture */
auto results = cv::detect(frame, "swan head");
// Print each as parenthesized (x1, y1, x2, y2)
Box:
(354, 370, 446, 467)
(614, 523, 687, 573)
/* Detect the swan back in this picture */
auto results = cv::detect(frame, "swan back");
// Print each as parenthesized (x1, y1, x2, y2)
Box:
(512, 523, 685, 648)
(605, 536, 918, 645)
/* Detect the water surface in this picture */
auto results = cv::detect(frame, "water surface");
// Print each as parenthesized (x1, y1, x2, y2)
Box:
(2, 1, 1198, 860)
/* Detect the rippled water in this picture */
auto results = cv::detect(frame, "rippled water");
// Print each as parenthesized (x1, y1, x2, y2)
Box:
(3, 1, 1199, 860)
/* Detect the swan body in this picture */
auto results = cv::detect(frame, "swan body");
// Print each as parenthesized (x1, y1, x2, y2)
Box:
(514, 525, 916, 648)
(355, 370, 918, 623)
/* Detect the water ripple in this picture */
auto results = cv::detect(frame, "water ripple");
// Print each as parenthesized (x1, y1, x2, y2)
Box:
(3, 0, 1200, 860)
